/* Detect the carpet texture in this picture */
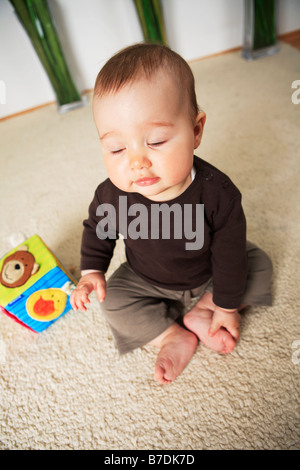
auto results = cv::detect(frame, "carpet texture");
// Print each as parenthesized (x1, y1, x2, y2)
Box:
(0, 42, 299, 450)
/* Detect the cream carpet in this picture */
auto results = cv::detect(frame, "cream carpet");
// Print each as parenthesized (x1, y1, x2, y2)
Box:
(0, 41, 299, 450)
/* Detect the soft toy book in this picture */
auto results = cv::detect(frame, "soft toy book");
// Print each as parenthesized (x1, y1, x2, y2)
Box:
(0, 235, 77, 332)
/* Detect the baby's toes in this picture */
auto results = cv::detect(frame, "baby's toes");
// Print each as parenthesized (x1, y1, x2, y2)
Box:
(219, 330, 236, 354)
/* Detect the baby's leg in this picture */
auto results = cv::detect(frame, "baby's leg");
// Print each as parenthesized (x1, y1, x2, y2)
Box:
(148, 323, 198, 384)
(183, 292, 237, 354)
(184, 240, 273, 354)
(103, 262, 198, 383)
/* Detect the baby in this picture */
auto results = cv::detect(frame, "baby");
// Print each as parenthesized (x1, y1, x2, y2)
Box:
(71, 43, 272, 384)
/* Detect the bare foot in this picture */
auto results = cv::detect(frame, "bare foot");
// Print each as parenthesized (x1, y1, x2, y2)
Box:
(148, 323, 198, 384)
(183, 307, 236, 354)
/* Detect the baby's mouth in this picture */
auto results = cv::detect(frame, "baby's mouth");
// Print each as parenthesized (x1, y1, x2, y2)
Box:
(134, 176, 160, 187)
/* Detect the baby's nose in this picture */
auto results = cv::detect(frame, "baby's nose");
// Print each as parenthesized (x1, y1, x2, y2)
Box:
(129, 153, 151, 170)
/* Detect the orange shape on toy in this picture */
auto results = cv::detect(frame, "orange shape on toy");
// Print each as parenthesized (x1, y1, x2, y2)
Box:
(26, 288, 67, 322)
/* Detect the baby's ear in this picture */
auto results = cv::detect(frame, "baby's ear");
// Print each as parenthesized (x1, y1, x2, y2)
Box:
(17, 245, 28, 252)
(31, 263, 39, 275)
(194, 112, 206, 149)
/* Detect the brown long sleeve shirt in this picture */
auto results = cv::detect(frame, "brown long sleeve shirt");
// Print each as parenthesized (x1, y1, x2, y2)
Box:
(80, 156, 247, 309)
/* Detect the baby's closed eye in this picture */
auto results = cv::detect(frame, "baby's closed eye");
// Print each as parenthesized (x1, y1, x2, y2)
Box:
(111, 148, 125, 154)
(148, 140, 166, 147)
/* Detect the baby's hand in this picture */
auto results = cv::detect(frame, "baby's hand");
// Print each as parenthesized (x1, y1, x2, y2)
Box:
(209, 306, 241, 341)
(70, 272, 106, 312)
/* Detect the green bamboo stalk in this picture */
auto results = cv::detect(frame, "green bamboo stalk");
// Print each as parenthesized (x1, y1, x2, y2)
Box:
(32, 0, 80, 103)
(134, 0, 150, 41)
(136, 0, 158, 42)
(26, 0, 70, 104)
(152, 0, 168, 45)
(9, 0, 81, 106)
(253, 0, 276, 50)
(133, 0, 167, 44)
(10, 0, 66, 104)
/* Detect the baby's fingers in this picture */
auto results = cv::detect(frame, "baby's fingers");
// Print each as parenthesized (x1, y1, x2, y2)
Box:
(96, 283, 106, 303)
(227, 325, 240, 341)
(78, 292, 91, 312)
(70, 290, 79, 310)
(208, 320, 221, 337)
(70, 288, 90, 312)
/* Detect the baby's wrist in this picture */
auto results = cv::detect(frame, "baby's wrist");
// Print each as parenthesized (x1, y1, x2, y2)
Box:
(216, 306, 238, 313)
(81, 269, 103, 276)
(77, 270, 105, 289)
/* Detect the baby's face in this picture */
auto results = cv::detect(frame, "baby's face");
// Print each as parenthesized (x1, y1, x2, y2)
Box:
(93, 70, 205, 201)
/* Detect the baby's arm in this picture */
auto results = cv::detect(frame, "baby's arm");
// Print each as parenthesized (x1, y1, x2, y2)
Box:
(70, 270, 106, 312)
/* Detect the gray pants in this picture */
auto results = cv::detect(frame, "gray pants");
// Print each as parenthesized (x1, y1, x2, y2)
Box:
(103, 241, 273, 354)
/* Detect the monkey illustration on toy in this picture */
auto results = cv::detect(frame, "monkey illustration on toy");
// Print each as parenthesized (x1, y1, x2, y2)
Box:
(0, 245, 39, 288)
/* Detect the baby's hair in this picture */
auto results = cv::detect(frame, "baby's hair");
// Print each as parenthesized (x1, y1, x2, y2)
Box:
(94, 43, 199, 121)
